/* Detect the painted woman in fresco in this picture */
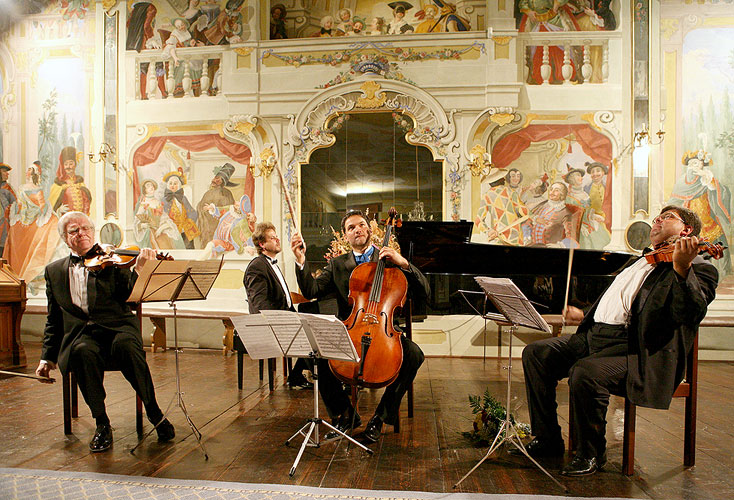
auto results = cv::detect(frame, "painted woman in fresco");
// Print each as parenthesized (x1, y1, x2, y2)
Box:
(162, 170, 199, 249)
(668, 150, 731, 275)
(3, 162, 62, 289)
(133, 179, 185, 250)
(0, 163, 16, 257)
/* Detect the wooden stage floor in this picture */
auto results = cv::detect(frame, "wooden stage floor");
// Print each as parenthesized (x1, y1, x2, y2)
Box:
(1, 343, 733, 499)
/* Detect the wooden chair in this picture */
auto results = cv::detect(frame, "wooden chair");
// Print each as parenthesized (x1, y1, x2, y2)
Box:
(569, 332, 699, 475)
(62, 369, 143, 436)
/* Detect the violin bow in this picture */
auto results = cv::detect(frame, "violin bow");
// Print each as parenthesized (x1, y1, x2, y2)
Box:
(0, 370, 55, 382)
(273, 161, 299, 234)
(561, 247, 574, 329)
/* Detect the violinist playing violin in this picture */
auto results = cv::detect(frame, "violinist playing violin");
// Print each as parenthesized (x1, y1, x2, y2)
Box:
(518, 206, 718, 476)
(291, 209, 430, 443)
(35, 211, 175, 452)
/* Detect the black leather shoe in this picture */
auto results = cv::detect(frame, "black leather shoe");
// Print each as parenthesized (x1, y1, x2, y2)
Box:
(155, 418, 175, 442)
(560, 454, 604, 476)
(363, 415, 383, 443)
(509, 437, 565, 458)
(325, 410, 362, 440)
(89, 424, 113, 453)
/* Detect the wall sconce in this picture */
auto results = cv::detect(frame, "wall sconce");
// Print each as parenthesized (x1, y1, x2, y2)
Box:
(634, 123, 665, 147)
(248, 146, 276, 178)
(88, 142, 117, 170)
(467, 144, 493, 177)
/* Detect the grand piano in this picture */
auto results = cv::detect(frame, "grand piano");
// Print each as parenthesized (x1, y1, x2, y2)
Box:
(396, 220, 637, 317)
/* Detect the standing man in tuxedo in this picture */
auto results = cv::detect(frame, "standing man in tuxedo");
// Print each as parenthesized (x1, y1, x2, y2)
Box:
(244, 222, 312, 389)
(35, 211, 174, 452)
(518, 205, 718, 476)
(290, 209, 430, 443)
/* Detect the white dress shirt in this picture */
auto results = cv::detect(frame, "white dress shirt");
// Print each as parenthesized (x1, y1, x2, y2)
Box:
(593, 257, 655, 326)
(68, 253, 90, 314)
(266, 255, 292, 308)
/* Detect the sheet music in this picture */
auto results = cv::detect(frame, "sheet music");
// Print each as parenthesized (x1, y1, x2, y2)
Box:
(229, 315, 284, 359)
(475, 277, 551, 334)
(261, 310, 313, 357)
(128, 258, 223, 303)
(299, 314, 359, 362)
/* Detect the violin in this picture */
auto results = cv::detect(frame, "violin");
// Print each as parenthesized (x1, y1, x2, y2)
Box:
(83, 243, 173, 271)
(329, 208, 407, 389)
(644, 237, 726, 265)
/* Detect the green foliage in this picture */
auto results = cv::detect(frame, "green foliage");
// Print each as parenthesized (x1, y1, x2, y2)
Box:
(37, 89, 59, 189)
(462, 388, 531, 446)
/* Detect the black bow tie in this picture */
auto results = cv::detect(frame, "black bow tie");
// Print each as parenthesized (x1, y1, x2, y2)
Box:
(164, 189, 184, 203)
(70, 255, 84, 265)
(269, 258, 278, 265)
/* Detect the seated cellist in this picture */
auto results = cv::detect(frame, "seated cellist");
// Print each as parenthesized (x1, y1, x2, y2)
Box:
(291, 209, 430, 443)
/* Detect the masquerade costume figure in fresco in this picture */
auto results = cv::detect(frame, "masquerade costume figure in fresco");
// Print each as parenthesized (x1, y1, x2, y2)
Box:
(312, 15, 335, 37)
(570, 0, 616, 83)
(517, 0, 579, 84)
(204, 194, 256, 256)
(270, 3, 287, 39)
(0, 163, 17, 256)
(668, 150, 732, 276)
(133, 179, 185, 250)
(196, 163, 237, 247)
(521, 175, 549, 213)
(428, 0, 471, 32)
(367, 17, 385, 35)
(528, 181, 578, 247)
(183, 0, 210, 44)
(564, 166, 610, 249)
(204, 0, 244, 45)
(335, 8, 354, 35)
(3, 161, 62, 288)
(126, 1, 165, 99)
(387, 2, 415, 34)
(49, 146, 92, 216)
(414, 4, 440, 33)
(163, 18, 203, 96)
(475, 168, 530, 245)
(162, 170, 199, 249)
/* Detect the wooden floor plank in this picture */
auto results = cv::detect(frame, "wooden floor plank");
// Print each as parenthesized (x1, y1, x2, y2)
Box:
(1, 343, 733, 499)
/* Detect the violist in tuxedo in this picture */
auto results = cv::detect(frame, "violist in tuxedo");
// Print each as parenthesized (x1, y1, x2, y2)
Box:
(244, 222, 312, 389)
(290, 209, 430, 443)
(35, 211, 174, 452)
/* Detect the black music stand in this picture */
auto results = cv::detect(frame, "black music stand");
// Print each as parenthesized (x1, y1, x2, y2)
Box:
(454, 277, 566, 491)
(128, 258, 224, 459)
(231, 310, 373, 477)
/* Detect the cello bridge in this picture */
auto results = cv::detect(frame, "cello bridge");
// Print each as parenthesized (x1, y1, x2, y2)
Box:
(362, 313, 379, 324)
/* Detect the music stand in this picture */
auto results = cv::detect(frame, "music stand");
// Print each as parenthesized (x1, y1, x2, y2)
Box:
(454, 277, 566, 491)
(231, 310, 373, 477)
(128, 258, 224, 459)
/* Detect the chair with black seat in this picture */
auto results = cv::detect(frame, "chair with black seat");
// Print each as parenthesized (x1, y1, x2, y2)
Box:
(233, 331, 276, 391)
(568, 330, 700, 475)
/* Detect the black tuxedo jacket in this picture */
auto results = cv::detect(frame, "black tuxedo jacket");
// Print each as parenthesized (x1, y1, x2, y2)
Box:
(244, 254, 294, 313)
(41, 255, 140, 375)
(295, 247, 430, 321)
(570, 255, 718, 409)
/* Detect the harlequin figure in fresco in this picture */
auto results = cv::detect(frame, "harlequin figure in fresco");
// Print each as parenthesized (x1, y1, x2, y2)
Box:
(162, 170, 199, 249)
(429, 0, 471, 32)
(0, 163, 17, 257)
(133, 179, 185, 250)
(529, 181, 579, 247)
(196, 163, 237, 247)
(475, 168, 530, 245)
(517, 0, 579, 84)
(202, 194, 257, 257)
(126, 1, 165, 99)
(4, 161, 62, 288)
(204, 0, 244, 45)
(270, 3, 287, 40)
(49, 146, 92, 216)
(387, 2, 415, 35)
(668, 150, 731, 275)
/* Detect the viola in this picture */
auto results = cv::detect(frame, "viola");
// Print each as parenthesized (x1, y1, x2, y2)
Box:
(644, 238, 726, 265)
(83, 243, 173, 271)
(329, 208, 407, 389)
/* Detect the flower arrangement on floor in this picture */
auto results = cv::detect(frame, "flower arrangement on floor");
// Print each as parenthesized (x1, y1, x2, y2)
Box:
(323, 210, 401, 261)
(462, 388, 531, 446)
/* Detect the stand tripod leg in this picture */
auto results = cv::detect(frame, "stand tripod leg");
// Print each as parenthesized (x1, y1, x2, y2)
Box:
(289, 422, 317, 477)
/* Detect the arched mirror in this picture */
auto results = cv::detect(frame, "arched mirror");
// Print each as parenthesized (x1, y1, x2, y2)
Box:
(625, 220, 651, 252)
(100, 221, 123, 247)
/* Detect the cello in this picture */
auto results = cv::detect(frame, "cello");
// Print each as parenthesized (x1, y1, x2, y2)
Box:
(329, 208, 407, 388)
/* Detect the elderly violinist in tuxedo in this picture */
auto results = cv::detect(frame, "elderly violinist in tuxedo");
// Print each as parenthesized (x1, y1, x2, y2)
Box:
(518, 205, 718, 476)
(35, 211, 174, 452)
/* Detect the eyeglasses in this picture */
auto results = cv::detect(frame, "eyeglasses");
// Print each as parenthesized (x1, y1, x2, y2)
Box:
(652, 212, 684, 225)
(67, 225, 94, 236)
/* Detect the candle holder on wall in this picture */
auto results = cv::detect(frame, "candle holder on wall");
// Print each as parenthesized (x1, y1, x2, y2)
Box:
(88, 142, 117, 170)
(467, 144, 493, 177)
(248, 146, 276, 178)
